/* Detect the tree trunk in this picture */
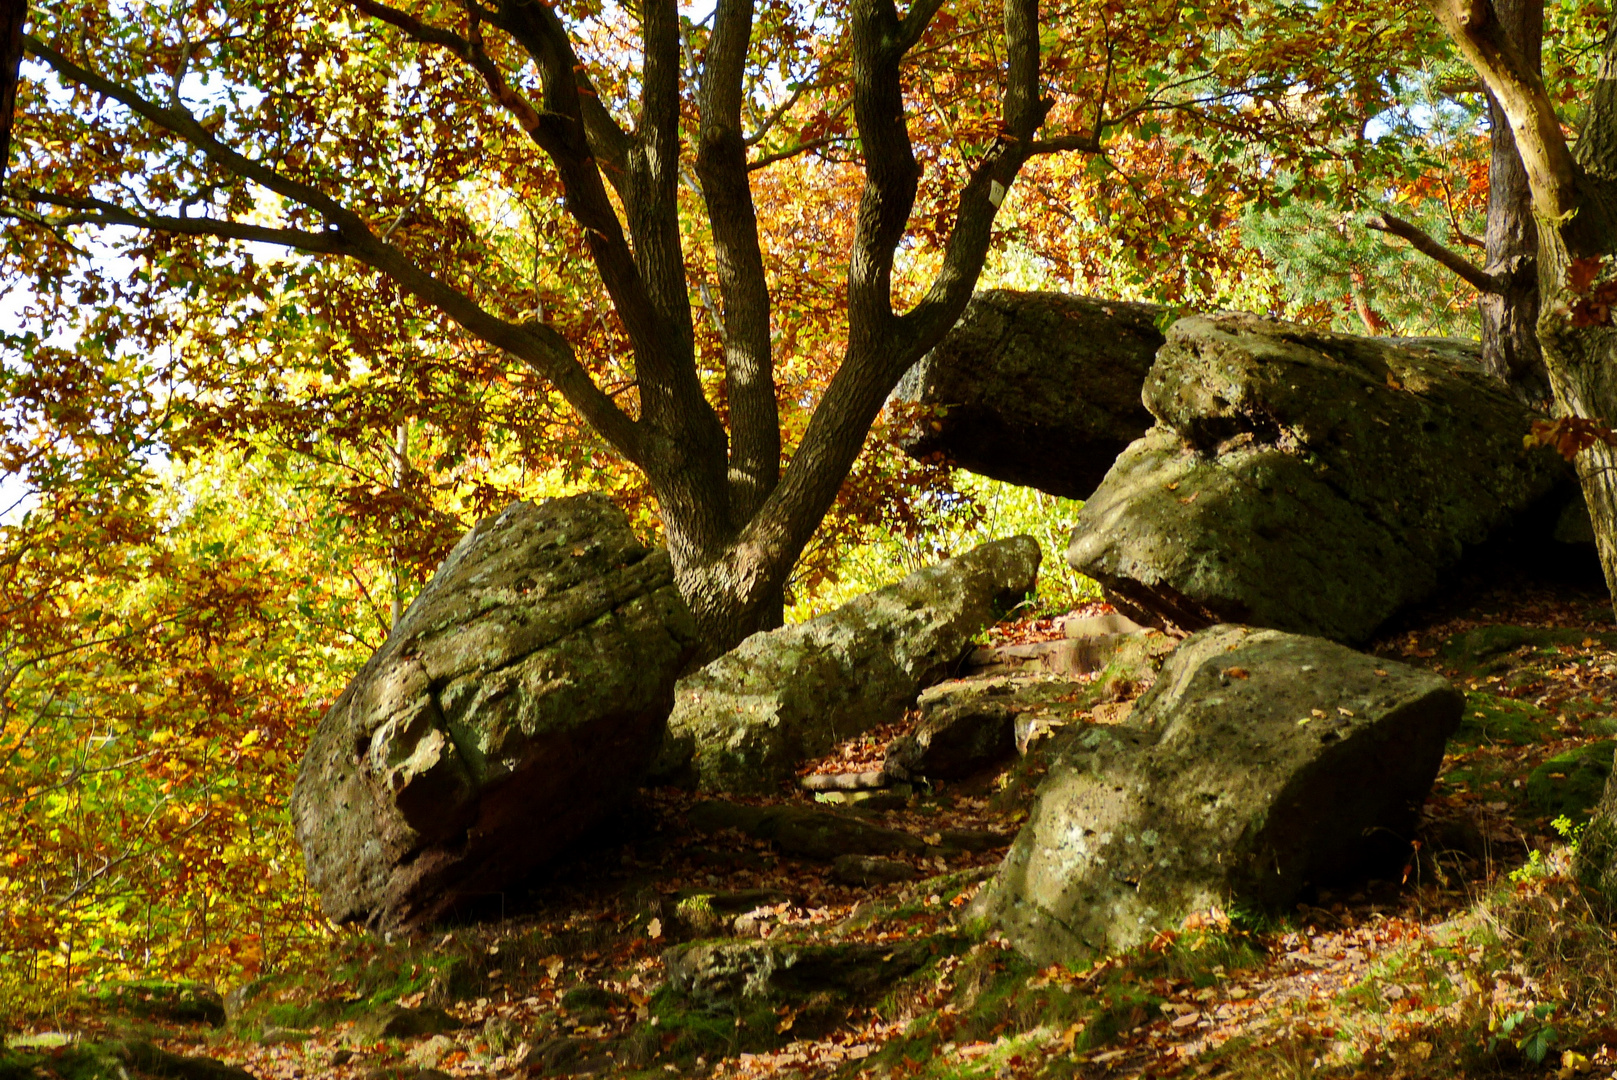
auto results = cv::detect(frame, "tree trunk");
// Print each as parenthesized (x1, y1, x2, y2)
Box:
(1512, 23, 1617, 892)
(1479, 0, 1550, 404)
(1533, 49, 1617, 607)
(1424, 0, 1617, 893)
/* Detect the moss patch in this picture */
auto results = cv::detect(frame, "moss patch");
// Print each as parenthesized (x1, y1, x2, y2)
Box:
(1438, 626, 1617, 678)
(1453, 692, 1551, 747)
(1526, 741, 1616, 821)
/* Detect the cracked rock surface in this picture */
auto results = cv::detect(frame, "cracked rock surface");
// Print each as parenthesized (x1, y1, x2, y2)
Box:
(889, 290, 1164, 498)
(974, 625, 1463, 965)
(292, 495, 699, 929)
(1067, 314, 1571, 644)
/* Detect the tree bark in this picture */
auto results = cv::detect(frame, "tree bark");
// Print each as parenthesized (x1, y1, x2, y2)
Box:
(0, 0, 21, 182)
(1480, 0, 1550, 404)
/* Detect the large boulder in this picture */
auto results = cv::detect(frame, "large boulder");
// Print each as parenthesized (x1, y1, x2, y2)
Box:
(655, 537, 1041, 793)
(1068, 315, 1570, 643)
(974, 625, 1462, 965)
(889, 291, 1164, 498)
(292, 495, 699, 929)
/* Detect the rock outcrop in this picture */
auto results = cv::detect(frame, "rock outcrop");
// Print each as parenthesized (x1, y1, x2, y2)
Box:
(974, 625, 1462, 965)
(889, 291, 1164, 498)
(1067, 315, 1570, 643)
(655, 537, 1041, 793)
(292, 495, 699, 929)
(883, 687, 1017, 780)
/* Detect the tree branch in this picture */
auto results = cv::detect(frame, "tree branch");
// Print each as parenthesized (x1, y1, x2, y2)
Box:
(22, 34, 644, 466)
(903, 0, 1045, 344)
(743, 80, 809, 146)
(747, 133, 851, 170)
(437, 0, 633, 189)
(622, 0, 700, 425)
(897, 0, 948, 51)
(1028, 130, 1101, 155)
(1366, 210, 1504, 293)
(698, 0, 779, 525)
(27, 36, 366, 234)
(21, 190, 350, 252)
(844, 0, 922, 346)
(356, 3, 702, 437)
(741, 0, 1046, 591)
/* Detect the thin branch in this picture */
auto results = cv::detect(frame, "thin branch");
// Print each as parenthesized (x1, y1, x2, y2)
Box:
(743, 80, 809, 146)
(1366, 210, 1503, 292)
(747, 132, 851, 170)
(1028, 130, 1101, 155)
(25, 190, 350, 253)
(23, 35, 645, 465)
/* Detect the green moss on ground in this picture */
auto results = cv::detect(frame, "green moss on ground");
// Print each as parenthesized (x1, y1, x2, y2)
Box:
(1526, 741, 1617, 822)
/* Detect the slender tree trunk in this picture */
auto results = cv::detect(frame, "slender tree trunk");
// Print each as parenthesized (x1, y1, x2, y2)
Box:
(1350, 274, 1389, 334)
(0, 0, 24, 182)
(1480, 0, 1550, 404)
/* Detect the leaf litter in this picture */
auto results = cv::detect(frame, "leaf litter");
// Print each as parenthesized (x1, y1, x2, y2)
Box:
(11, 576, 1617, 1079)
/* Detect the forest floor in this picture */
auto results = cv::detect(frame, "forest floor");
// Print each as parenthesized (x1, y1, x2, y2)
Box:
(8, 561, 1617, 1080)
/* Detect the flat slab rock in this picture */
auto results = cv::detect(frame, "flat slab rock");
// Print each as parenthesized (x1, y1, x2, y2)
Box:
(1068, 314, 1570, 644)
(889, 290, 1164, 498)
(973, 625, 1462, 965)
(663, 939, 939, 1006)
(292, 494, 699, 929)
(0, 1040, 259, 1080)
(655, 536, 1040, 794)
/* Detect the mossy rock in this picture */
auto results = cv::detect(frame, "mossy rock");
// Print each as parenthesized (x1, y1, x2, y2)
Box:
(1526, 741, 1616, 821)
(1454, 693, 1550, 747)
(1439, 626, 1617, 677)
(0, 1039, 251, 1080)
(560, 984, 630, 1024)
(83, 981, 226, 1027)
(354, 1003, 461, 1040)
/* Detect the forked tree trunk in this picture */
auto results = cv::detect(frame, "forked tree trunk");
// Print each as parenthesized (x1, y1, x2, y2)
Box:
(19, 0, 1046, 665)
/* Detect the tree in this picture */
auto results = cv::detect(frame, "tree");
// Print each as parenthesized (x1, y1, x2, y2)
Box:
(5, 0, 1438, 656)
(1422, 0, 1617, 891)
(1359, 0, 1548, 403)
(1422, 0, 1617, 587)
(9, 0, 1058, 654)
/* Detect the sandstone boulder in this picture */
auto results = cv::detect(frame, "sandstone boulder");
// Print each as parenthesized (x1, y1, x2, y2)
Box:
(889, 291, 1163, 497)
(292, 495, 699, 929)
(1068, 315, 1570, 643)
(655, 537, 1040, 793)
(883, 692, 1016, 780)
(974, 625, 1462, 965)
